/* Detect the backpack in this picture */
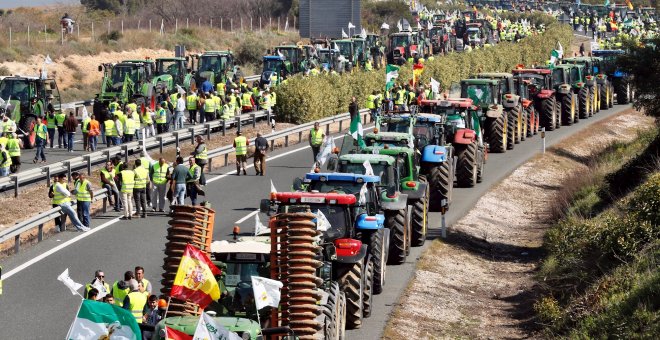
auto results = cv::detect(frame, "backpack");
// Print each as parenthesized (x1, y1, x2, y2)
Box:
(48, 184, 55, 198)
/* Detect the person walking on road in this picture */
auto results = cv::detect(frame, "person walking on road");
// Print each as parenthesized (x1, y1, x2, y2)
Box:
(124, 114, 137, 142)
(88, 114, 100, 151)
(151, 157, 170, 212)
(46, 109, 57, 148)
(133, 159, 148, 218)
(233, 131, 248, 176)
(175, 93, 185, 130)
(0, 144, 11, 177)
(186, 157, 201, 205)
(192, 136, 208, 184)
(119, 163, 135, 219)
(81, 114, 91, 151)
(171, 156, 188, 205)
(34, 116, 48, 163)
(55, 110, 67, 148)
(186, 89, 198, 124)
(141, 109, 155, 139)
(72, 172, 93, 228)
(64, 112, 78, 152)
(113, 114, 124, 146)
(254, 132, 268, 176)
(123, 279, 148, 324)
(85, 270, 110, 300)
(50, 173, 89, 232)
(155, 102, 168, 134)
(101, 161, 121, 212)
(6, 132, 22, 173)
(309, 122, 325, 164)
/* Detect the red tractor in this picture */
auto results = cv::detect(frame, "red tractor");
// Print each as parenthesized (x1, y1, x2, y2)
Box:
(511, 68, 560, 131)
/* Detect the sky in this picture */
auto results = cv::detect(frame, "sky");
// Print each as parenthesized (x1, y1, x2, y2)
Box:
(0, 0, 76, 9)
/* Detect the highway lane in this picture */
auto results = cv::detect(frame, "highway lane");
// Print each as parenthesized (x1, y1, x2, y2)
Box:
(0, 103, 633, 339)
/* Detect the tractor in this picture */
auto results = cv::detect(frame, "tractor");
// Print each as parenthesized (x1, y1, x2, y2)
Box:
(474, 72, 524, 148)
(419, 98, 487, 188)
(260, 55, 287, 88)
(351, 37, 370, 69)
(331, 39, 357, 72)
(511, 68, 560, 131)
(459, 78, 509, 153)
(464, 22, 485, 48)
(0, 76, 61, 149)
(591, 49, 625, 105)
(563, 56, 603, 116)
(193, 51, 236, 90)
(152, 57, 194, 94)
(260, 192, 372, 330)
(558, 62, 591, 120)
(513, 76, 539, 139)
(274, 45, 308, 74)
(94, 59, 157, 120)
(544, 64, 580, 126)
(387, 31, 418, 65)
(318, 48, 343, 73)
(429, 24, 453, 55)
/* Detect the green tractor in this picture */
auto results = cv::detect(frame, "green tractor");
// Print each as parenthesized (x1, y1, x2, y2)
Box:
(152, 57, 195, 94)
(474, 72, 524, 148)
(94, 59, 158, 119)
(0, 76, 61, 148)
(558, 61, 592, 120)
(273, 45, 309, 74)
(459, 78, 510, 153)
(331, 39, 357, 72)
(545, 64, 580, 126)
(193, 51, 236, 90)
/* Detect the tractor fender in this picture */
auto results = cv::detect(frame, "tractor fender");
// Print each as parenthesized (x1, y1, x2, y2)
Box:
(521, 98, 532, 108)
(421, 145, 448, 164)
(334, 244, 369, 264)
(355, 213, 386, 230)
(380, 194, 408, 211)
(404, 181, 428, 201)
(502, 94, 520, 110)
(557, 84, 572, 95)
(536, 89, 554, 99)
(453, 128, 477, 145)
(485, 105, 503, 118)
(585, 76, 596, 87)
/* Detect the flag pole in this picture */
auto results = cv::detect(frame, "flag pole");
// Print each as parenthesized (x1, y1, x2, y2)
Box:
(65, 299, 85, 339)
(163, 296, 172, 320)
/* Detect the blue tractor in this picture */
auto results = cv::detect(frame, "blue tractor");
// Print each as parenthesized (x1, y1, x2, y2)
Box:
(591, 49, 631, 105)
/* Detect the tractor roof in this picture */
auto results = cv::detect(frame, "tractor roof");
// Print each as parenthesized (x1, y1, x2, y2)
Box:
(512, 68, 551, 75)
(363, 145, 414, 156)
(122, 59, 154, 63)
(0, 76, 49, 81)
(365, 131, 411, 141)
(562, 57, 593, 63)
(466, 22, 483, 27)
(420, 98, 474, 108)
(202, 51, 233, 55)
(557, 63, 585, 69)
(157, 57, 186, 61)
(264, 55, 285, 61)
(416, 113, 443, 122)
(332, 39, 353, 43)
(338, 153, 395, 164)
(273, 192, 357, 205)
(210, 240, 270, 255)
(305, 172, 381, 183)
(477, 72, 513, 79)
(591, 49, 625, 56)
(276, 45, 301, 49)
(161, 316, 258, 335)
(461, 78, 499, 85)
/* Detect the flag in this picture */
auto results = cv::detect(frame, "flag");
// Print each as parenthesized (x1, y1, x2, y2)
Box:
(360, 28, 367, 39)
(285, 18, 289, 31)
(427, 21, 433, 30)
(192, 312, 242, 340)
(176, 84, 186, 96)
(430, 77, 440, 95)
(166, 326, 193, 340)
(363, 160, 374, 176)
(381, 22, 390, 30)
(348, 22, 355, 29)
(385, 64, 399, 91)
(625, 0, 633, 9)
(358, 183, 368, 205)
(254, 214, 269, 236)
(349, 110, 365, 149)
(412, 62, 424, 87)
(58, 268, 83, 296)
(66, 299, 141, 340)
(397, 20, 403, 32)
(171, 244, 222, 310)
(604, 0, 610, 6)
(44, 54, 53, 64)
(90, 278, 109, 299)
(316, 137, 335, 165)
(251, 276, 283, 310)
(81, 106, 90, 120)
(270, 179, 277, 194)
(314, 209, 331, 232)
(341, 29, 348, 38)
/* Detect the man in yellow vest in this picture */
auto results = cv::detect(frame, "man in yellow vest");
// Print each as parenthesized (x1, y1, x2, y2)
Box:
(212, 91, 222, 121)
(108, 97, 120, 114)
(141, 109, 155, 139)
(81, 114, 91, 151)
(124, 115, 137, 142)
(34, 115, 48, 163)
(155, 102, 168, 134)
(104, 118, 116, 147)
(85, 270, 110, 300)
(126, 99, 138, 117)
(366, 90, 378, 121)
(100, 161, 121, 211)
(241, 88, 254, 113)
(119, 163, 135, 219)
(6, 133, 22, 173)
(309, 122, 325, 163)
(111, 271, 134, 307)
(133, 159, 149, 218)
(192, 135, 208, 184)
(260, 90, 272, 114)
(186, 156, 202, 205)
(150, 157, 170, 212)
(233, 131, 248, 176)
(55, 110, 67, 148)
(123, 279, 148, 324)
(46, 109, 57, 148)
(186, 90, 198, 124)
(72, 172, 94, 228)
(203, 92, 216, 123)
(0, 143, 11, 177)
(51, 173, 89, 232)
(221, 97, 233, 121)
(135, 266, 152, 295)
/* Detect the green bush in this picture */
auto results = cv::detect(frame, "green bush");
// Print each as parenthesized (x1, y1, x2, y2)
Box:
(0, 65, 10, 76)
(235, 35, 268, 67)
(99, 30, 123, 44)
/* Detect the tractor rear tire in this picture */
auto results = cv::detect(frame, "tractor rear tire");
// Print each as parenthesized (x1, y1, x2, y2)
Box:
(600, 83, 609, 110)
(561, 94, 574, 126)
(506, 109, 516, 149)
(338, 260, 364, 330)
(362, 259, 374, 318)
(616, 83, 629, 104)
(368, 229, 386, 294)
(322, 282, 342, 340)
(540, 98, 556, 131)
(456, 141, 478, 188)
(578, 87, 589, 119)
(19, 116, 37, 149)
(428, 161, 452, 211)
(521, 107, 528, 141)
(525, 106, 535, 137)
(386, 208, 408, 265)
(487, 114, 507, 153)
(591, 86, 598, 115)
(410, 178, 428, 247)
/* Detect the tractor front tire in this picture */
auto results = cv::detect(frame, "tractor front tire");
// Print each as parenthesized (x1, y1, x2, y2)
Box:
(338, 260, 364, 330)
(386, 208, 408, 265)
(561, 94, 574, 126)
(456, 141, 478, 187)
(487, 114, 507, 153)
(506, 109, 516, 149)
(540, 97, 556, 131)
(616, 83, 629, 104)
(578, 87, 589, 119)
(428, 161, 452, 211)
(368, 229, 386, 294)
(600, 83, 609, 110)
(410, 178, 428, 247)
(362, 259, 374, 318)
(322, 282, 343, 340)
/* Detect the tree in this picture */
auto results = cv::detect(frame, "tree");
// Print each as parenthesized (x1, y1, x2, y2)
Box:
(617, 37, 660, 121)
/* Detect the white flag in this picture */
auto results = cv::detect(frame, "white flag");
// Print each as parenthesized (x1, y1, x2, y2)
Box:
(90, 278, 108, 299)
(363, 160, 374, 176)
(341, 29, 348, 38)
(44, 54, 53, 64)
(316, 137, 335, 166)
(285, 18, 289, 31)
(397, 20, 403, 32)
(556, 41, 564, 59)
(254, 214, 269, 236)
(348, 22, 355, 29)
(350, 122, 364, 141)
(252, 276, 283, 310)
(314, 209, 331, 232)
(81, 106, 89, 120)
(381, 22, 390, 30)
(176, 84, 186, 96)
(270, 179, 277, 194)
(360, 28, 367, 39)
(431, 77, 440, 95)
(358, 183, 368, 205)
(193, 312, 242, 340)
(427, 21, 433, 30)
(160, 19, 164, 34)
(57, 268, 83, 296)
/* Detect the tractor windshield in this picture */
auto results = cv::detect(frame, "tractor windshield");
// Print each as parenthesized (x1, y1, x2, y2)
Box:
(384, 120, 411, 133)
(0, 79, 33, 102)
(552, 69, 565, 85)
(464, 84, 494, 106)
(391, 35, 409, 47)
(342, 162, 388, 181)
(309, 180, 364, 195)
(199, 55, 226, 73)
(413, 125, 433, 149)
(156, 60, 182, 78)
(335, 42, 352, 57)
(111, 65, 139, 85)
(569, 68, 579, 82)
(319, 51, 334, 64)
(276, 48, 299, 63)
(263, 59, 282, 73)
(223, 262, 268, 288)
(284, 204, 348, 240)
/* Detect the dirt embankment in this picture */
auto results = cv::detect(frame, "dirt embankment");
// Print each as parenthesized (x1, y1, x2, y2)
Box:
(383, 108, 654, 339)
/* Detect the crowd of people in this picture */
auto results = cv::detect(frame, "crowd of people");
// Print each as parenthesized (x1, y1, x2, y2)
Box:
(570, 9, 657, 49)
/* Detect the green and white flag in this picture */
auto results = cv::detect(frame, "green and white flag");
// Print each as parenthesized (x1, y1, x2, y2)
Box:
(349, 112, 366, 148)
(385, 64, 400, 91)
(193, 312, 242, 340)
(66, 300, 141, 340)
(549, 41, 564, 66)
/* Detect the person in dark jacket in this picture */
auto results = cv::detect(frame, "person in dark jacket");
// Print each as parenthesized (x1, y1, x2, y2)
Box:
(63, 112, 78, 152)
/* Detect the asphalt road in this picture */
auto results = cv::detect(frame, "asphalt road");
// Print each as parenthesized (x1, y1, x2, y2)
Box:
(0, 103, 632, 339)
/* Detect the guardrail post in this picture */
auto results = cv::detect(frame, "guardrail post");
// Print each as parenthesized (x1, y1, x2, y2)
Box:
(65, 161, 72, 181)
(222, 120, 227, 136)
(205, 124, 211, 140)
(270, 139, 275, 151)
(84, 155, 92, 175)
(235, 116, 241, 131)
(285, 135, 289, 147)
(46, 167, 51, 187)
(266, 110, 271, 127)
(38, 223, 44, 242)
(208, 158, 213, 172)
(251, 113, 256, 128)
(298, 131, 302, 143)
(102, 196, 107, 213)
(224, 154, 229, 167)
(15, 235, 20, 254)
(189, 128, 195, 144)
(122, 145, 128, 164)
(339, 120, 343, 131)
(363, 113, 368, 125)
(174, 132, 180, 149)
(104, 150, 111, 162)
(325, 123, 330, 136)
(12, 175, 18, 198)
(158, 136, 164, 154)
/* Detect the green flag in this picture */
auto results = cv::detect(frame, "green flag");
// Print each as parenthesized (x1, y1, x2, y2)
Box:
(66, 299, 142, 340)
(349, 112, 366, 148)
(385, 64, 400, 91)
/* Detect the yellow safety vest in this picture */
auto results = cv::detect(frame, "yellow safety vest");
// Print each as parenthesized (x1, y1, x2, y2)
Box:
(108, 101, 120, 113)
(170, 93, 178, 104)
(46, 115, 56, 128)
(36, 123, 47, 140)
(124, 118, 137, 135)
(186, 94, 198, 110)
(216, 82, 226, 94)
(6, 138, 20, 157)
(187, 164, 199, 183)
(229, 95, 238, 109)
(0, 137, 7, 148)
(101, 169, 113, 182)
(152, 163, 169, 185)
(112, 281, 129, 307)
(126, 103, 138, 114)
(85, 282, 110, 297)
(204, 98, 216, 113)
(104, 120, 116, 137)
(2, 119, 14, 133)
(51, 182, 70, 205)
(133, 167, 148, 189)
(141, 113, 153, 125)
(120, 170, 134, 193)
(156, 108, 167, 124)
(310, 128, 324, 146)
(395, 90, 406, 105)
(75, 179, 91, 202)
(127, 291, 148, 323)
(81, 118, 91, 133)
(139, 157, 150, 170)
(234, 136, 247, 155)
(271, 92, 277, 106)
(0, 149, 11, 168)
(54, 113, 66, 127)
(365, 95, 376, 109)
(241, 93, 252, 107)
(196, 144, 208, 161)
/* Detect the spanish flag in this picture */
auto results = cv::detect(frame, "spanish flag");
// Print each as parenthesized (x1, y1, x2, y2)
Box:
(170, 244, 222, 310)
(412, 62, 424, 87)
(166, 326, 193, 340)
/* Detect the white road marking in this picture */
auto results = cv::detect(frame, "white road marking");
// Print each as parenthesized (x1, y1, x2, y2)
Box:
(235, 210, 259, 224)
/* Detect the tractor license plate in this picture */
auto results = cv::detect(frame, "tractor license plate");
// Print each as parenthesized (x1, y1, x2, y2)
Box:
(301, 197, 326, 203)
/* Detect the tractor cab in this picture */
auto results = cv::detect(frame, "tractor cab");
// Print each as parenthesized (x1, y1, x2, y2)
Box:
(194, 51, 236, 88)
(260, 56, 286, 87)
(512, 68, 554, 94)
(318, 48, 342, 72)
(419, 98, 482, 145)
(460, 78, 501, 110)
(351, 37, 368, 66)
(331, 39, 356, 71)
(388, 32, 416, 65)
(274, 45, 307, 74)
(465, 23, 484, 47)
(153, 57, 193, 93)
(95, 61, 158, 119)
(301, 173, 383, 216)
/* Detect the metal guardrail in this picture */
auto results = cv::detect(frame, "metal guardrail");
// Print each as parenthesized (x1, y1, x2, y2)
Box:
(1, 110, 272, 197)
(0, 108, 370, 254)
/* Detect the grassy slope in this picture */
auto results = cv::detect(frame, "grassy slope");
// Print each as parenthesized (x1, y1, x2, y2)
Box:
(535, 129, 660, 338)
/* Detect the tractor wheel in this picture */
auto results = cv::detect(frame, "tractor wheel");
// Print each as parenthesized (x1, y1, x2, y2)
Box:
(410, 178, 428, 247)
(486, 113, 507, 153)
(19, 116, 37, 149)
(561, 94, 574, 126)
(609, 85, 614, 108)
(362, 259, 374, 318)
(591, 86, 599, 115)
(337, 259, 364, 330)
(521, 107, 528, 141)
(477, 146, 485, 183)
(540, 98, 556, 131)
(456, 141, 478, 188)
(578, 87, 589, 119)
(506, 109, 516, 149)
(428, 161, 452, 211)
(386, 208, 408, 265)
(368, 229, 386, 294)
(600, 83, 609, 111)
(322, 282, 342, 340)
(525, 106, 535, 137)
(615, 82, 629, 104)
